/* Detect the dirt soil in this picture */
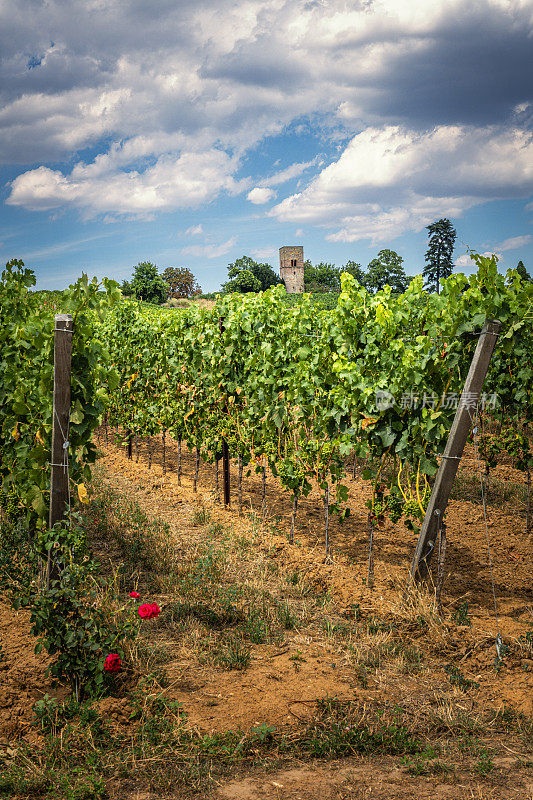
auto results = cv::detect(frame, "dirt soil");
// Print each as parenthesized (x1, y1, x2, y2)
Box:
(95, 430, 533, 724)
(1, 429, 532, 798)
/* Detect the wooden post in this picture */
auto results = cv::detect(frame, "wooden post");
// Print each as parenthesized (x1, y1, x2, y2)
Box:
(262, 458, 267, 522)
(219, 316, 231, 507)
(222, 439, 230, 507)
(238, 453, 243, 517)
(48, 313, 74, 584)
(290, 495, 298, 543)
(409, 319, 501, 582)
(367, 513, 374, 590)
(324, 484, 330, 554)
(194, 446, 200, 492)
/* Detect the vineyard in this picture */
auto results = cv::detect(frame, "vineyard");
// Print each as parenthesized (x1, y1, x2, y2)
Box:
(100, 252, 533, 544)
(1, 255, 533, 799)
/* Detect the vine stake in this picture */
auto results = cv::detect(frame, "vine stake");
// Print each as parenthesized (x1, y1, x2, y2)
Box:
(409, 319, 501, 584)
(238, 454, 243, 516)
(48, 313, 73, 587)
(367, 513, 374, 590)
(194, 446, 200, 492)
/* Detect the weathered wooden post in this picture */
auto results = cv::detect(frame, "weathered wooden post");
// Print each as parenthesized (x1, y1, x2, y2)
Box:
(219, 316, 231, 507)
(238, 454, 243, 515)
(48, 313, 74, 585)
(409, 319, 501, 583)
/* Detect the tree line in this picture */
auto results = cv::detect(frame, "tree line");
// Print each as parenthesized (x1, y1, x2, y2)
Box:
(120, 218, 530, 304)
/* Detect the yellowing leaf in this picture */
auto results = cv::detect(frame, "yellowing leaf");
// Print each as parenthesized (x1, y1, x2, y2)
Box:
(36, 429, 45, 446)
(361, 416, 378, 430)
(77, 483, 89, 504)
(12, 423, 20, 441)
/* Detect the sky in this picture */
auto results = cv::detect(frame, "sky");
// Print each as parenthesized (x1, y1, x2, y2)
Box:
(1, 0, 532, 292)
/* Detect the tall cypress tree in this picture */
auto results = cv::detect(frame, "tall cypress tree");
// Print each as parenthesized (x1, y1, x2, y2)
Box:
(516, 260, 531, 282)
(423, 218, 456, 294)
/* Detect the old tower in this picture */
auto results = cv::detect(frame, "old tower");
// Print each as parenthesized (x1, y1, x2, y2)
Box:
(279, 245, 304, 293)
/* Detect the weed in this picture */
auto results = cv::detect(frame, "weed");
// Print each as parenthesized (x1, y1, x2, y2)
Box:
(192, 508, 211, 526)
(367, 616, 393, 634)
(275, 601, 298, 630)
(403, 756, 451, 776)
(251, 724, 277, 743)
(474, 749, 495, 776)
(398, 645, 423, 674)
(444, 664, 479, 692)
(452, 601, 472, 627)
(212, 634, 251, 670)
(298, 698, 421, 758)
(323, 619, 353, 638)
(287, 569, 300, 586)
(207, 522, 224, 536)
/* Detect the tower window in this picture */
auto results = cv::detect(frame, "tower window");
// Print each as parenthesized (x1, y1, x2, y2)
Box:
(290, 259, 297, 267)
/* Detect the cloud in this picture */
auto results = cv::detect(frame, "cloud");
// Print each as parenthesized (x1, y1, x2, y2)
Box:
(455, 251, 501, 268)
(270, 125, 533, 242)
(260, 160, 317, 187)
(7, 149, 245, 217)
(247, 187, 277, 204)
(1, 0, 533, 226)
(181, 236, 237, 258)
(491, 234, 532, 251)
(251, 247, 276, 260)
(184, 224, 204, 236)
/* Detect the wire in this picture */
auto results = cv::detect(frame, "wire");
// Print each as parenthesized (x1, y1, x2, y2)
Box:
(53, 405, 72, 529)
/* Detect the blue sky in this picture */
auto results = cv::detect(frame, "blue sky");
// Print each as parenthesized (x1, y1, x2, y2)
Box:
(1, 0, 532, 292)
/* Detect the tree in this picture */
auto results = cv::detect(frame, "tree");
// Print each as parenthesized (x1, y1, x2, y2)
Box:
(516, 260, 532, 282)
(225, 269, 261, 293)
(162, 267, 201, 298)
(223, 255, 281, 293)
(423, 218, 456, 294)
(304, 261, 342, 291)
(366, 249, 409, 293)
(342, 260, 367, 286)
(120, 279, 133, 296)
(129, 262, 168, 304)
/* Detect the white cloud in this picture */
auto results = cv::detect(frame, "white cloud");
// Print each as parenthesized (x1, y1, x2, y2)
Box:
(455, 251, 501, 267)
(181, 236, 237, 258)
(247, 187, 277, 205)
(260, 160, 317, 187)
(492, 234, 532, 251)
(184, 223, 204, 236)
(270, 125, 533, 243)
(251, 247, 276, 260)
(7, 149, 245, 217)
(1, 0, 533, 226)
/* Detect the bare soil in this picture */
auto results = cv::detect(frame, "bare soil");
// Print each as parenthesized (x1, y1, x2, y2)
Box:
(1, 428, 531, 798)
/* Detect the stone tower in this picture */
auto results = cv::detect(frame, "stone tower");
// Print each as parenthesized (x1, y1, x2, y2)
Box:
(279, 245, 304, 293)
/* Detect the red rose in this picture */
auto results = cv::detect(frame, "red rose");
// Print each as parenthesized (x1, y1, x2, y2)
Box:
(104, 653, 121, 673)
(149, 603, 161, 618)
(138, 602, 161, 619)
(129, 591, 140, 598)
